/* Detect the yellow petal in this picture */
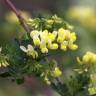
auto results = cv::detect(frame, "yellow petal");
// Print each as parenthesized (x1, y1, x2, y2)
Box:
(41, 47, 48, 53)
(49, 43, 58, 50)
(61, 44, 67, 51)
(52, 67, 62, 78)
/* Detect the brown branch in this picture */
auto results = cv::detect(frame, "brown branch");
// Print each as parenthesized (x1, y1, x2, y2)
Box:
(5, 0, 30, 33)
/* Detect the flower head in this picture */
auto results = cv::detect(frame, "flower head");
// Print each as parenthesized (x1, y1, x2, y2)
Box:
(57, 28, 78, 51)
(77, 51, 96, 65)
(52, 67, 62, 78)
(20, 44, 38, 59)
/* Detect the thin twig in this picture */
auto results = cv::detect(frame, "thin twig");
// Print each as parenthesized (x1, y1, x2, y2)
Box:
(5, 0, 30, 33)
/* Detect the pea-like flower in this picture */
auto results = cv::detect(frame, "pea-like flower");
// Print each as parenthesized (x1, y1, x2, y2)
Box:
(23, 20, 78, 59)
(52, 67, 62, 78)
(83, 52, 96, 64)
(30, 30, 59, 53)
(20, 44, 38, 59)
(30, 30, 41, 46)
(57, 28, 78, 51)
(44, 76, 51, 85)
(30, 28, 78, 54)
(77, 51, 96, 64)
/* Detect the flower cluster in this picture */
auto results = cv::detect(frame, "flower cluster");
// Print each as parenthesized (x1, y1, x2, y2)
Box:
(89, 74, 96, 95)
(20, 28, 78, 59)
(42, 66, 62, 85)
(77, 52, 96, 95)
(66, 7, 96, 29)
(57, 28, 78, 51)
(77, 51, 96, 64)
(30, 29, 58, 53)
(19, 15, 78, 85)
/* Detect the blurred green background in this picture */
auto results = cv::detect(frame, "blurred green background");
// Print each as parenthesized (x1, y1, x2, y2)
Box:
(0, 0, 96, 96)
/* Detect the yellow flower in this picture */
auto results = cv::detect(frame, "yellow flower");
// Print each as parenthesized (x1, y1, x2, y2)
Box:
(52, 31, 58, 38)
(83, 53, 91, 64)
(40, 39, 48, 53)
(67, 7, 96, 29)
(20, 44, 38, 59)
(40, 30, 49, 42)
(82, 52, 96, 64)
(57, 28, 65, 43)
(65, 30, 71, 40)
(33, 36, 41, 46)
(60, 41, 68, 51)
(57, 28, 78, 51)
(48, 43, 58, 50)
(29, 27, 78, 54)
(30, 30, 39, 37)
(88, 87, 96, 95)
(48, 31, 57, 42)
(61, 44, 67, 51)
(71, 32, 77, 42)
(44, 76, 51, 85)
(68, 44, 78, 50)
(77, 51, 96, 65)
(41, 47, 48, 53)
(52, 67, 62, 78)
(30, 30, 41, 46)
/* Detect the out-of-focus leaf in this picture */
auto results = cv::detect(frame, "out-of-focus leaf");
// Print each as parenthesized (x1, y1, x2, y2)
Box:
(0, 72, 10, 77)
